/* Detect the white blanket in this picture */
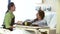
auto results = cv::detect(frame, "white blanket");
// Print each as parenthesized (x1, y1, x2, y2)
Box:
(0, 28, 34, 34)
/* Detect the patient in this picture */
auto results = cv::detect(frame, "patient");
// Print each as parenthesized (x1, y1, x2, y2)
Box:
(17, 10, 47, 26)
(32, 10, 47, 27)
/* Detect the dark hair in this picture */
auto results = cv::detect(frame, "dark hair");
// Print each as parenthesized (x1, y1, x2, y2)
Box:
(38, 10, 45, 20)
(8, 2, 14, 10)
(33, 10, 45, 22)
(6, 2, 15, 13)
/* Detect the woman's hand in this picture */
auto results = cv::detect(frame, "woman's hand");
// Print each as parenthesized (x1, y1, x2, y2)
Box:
(10, 25, 16, 29)
(10, 26, 15, 28)
(16, 21, 23, 25)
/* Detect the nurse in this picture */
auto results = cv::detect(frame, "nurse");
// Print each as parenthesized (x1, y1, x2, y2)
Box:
(3, 2, 16, 31)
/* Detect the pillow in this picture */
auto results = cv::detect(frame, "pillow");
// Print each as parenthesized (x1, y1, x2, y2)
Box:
(44, 11, 55, 25)
(48, 13, 56, 28)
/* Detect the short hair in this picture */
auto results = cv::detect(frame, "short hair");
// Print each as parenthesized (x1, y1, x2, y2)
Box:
(8, 2, 15, 10)
(38, 10, 45, 20)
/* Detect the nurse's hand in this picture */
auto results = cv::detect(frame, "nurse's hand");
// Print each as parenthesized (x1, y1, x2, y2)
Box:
(10, 26, 15, 28)
(16, 21, 23, 25)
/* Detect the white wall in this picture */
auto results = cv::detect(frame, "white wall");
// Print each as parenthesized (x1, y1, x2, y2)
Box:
(11, 0, 42, 22)
(44, 0, 56, 12)
(0, 0, 8, 26)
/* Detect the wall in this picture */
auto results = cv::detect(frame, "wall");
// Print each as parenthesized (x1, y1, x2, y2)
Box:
(0, 0, 8, 26)
(11, 0, 42, 22)
(56, 0, 60, 34)
(44, 0, 56, 12)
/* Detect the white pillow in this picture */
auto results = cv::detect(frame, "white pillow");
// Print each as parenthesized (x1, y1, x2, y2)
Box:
(48, 13, 56, 28)
(44, 11, 55, 25)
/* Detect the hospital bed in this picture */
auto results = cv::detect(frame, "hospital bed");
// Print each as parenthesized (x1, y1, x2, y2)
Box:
(14, 25, 56, 34)
(0, 11, 56, 34)
(0, 25, 56, 34)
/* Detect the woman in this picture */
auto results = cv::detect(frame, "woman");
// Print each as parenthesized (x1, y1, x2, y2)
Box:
(3, 2, 16, 31)
(32, 10, 47, 27)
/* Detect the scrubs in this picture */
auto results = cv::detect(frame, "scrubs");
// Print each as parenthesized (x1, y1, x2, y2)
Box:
(3, 10, 15, 31)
